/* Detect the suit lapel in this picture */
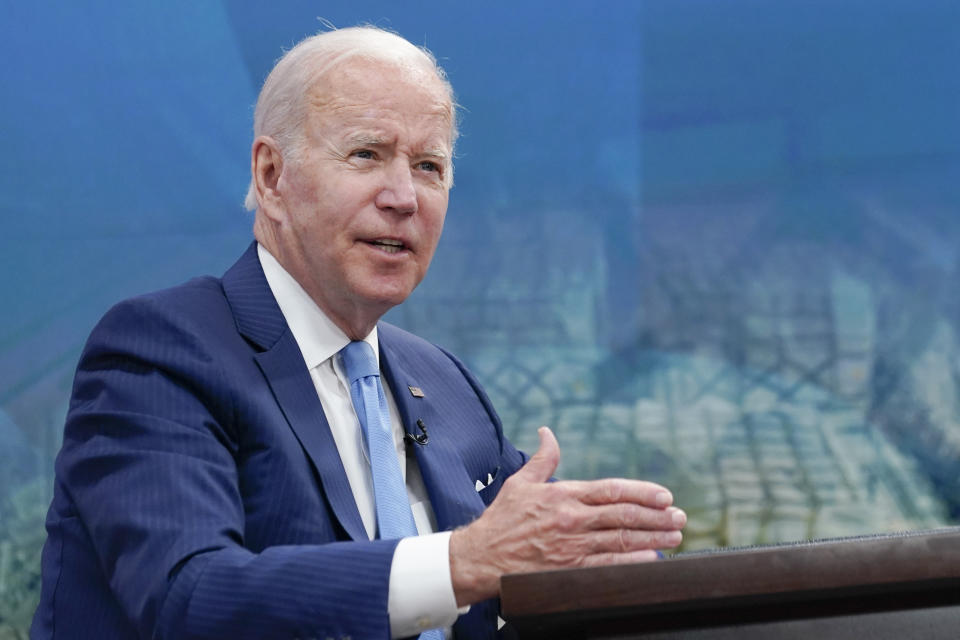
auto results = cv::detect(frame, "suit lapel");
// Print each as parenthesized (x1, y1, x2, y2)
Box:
(254, 337, 367, 541)
(379, 332, 487, 532)
(223, 243, 367, 541)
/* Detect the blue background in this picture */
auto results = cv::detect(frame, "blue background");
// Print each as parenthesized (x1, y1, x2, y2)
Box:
(2, 1, 959, 634)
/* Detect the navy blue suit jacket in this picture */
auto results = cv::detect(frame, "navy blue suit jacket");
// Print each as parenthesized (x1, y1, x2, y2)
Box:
(33, 243, 527, 639)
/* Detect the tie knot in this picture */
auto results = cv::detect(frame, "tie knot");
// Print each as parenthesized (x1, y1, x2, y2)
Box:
(340, 340, 380, 383)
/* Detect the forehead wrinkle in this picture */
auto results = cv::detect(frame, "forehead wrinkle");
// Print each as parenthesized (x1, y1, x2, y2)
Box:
(305, 66, 454, 142)
(311, 99, 450, 133)
(307, 62, 452, 118)
(328, 112, 453, 157)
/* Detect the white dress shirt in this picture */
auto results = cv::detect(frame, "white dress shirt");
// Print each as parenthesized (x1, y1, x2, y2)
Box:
(258, 245, 462, 638)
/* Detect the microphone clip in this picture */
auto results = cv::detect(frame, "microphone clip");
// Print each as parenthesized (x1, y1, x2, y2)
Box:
(404, 419, 429, 446)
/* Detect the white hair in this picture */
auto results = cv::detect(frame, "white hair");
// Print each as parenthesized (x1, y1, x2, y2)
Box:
(244, 26, 458, 211)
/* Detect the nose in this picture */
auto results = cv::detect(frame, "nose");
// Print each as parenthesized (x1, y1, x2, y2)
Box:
(375, 160, 418, 215)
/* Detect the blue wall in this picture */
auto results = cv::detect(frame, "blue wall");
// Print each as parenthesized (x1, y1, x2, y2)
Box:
(2, 1, 958, 633)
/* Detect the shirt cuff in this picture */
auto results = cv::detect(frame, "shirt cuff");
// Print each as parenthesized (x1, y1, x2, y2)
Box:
(388, 531, 467, 638)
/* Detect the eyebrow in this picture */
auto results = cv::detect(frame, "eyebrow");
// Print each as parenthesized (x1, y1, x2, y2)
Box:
(419, 148, 450, 161)
(344, 133, 387, 147)
(343, 134, 450, 162)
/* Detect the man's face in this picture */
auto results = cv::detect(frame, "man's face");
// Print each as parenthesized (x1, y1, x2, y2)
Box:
(270, 58, 452, 334)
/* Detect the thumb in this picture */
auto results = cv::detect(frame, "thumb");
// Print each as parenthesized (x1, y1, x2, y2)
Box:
(515, 426, 560, 483)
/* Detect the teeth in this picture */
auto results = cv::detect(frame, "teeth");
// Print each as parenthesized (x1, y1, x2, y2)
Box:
(371, 239, 404, 254)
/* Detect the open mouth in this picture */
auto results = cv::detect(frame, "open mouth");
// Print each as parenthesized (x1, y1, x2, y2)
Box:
(367, 238, 407, 255)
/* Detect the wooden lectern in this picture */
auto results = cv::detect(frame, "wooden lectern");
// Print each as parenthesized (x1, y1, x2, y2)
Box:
(500, 527, 960, 639)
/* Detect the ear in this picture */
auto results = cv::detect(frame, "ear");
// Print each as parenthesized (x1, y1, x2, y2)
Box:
(251, 136, 286, 221)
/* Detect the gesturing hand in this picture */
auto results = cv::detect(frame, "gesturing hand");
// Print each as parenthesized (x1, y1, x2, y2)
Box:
(449, 426, 685, 606)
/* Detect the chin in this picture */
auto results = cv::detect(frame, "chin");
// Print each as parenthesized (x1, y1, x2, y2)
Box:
(371, 269, 423, 297)
(358, 282, 417, 310)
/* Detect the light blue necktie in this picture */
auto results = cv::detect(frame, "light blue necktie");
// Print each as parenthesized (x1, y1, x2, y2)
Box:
(340, 341, 445, 640)
(341, 340, 418, 539)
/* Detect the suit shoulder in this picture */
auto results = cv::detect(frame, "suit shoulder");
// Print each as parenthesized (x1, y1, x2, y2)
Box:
(377, 322, 467, 367)
(86, 275, 235, 356)
(101, 275, 227, 326)
(121, 275, 225, 313)
(378, 322, 482, 386)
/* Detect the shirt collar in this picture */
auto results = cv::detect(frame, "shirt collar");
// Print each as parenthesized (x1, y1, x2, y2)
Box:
(257, 243, 379, 369)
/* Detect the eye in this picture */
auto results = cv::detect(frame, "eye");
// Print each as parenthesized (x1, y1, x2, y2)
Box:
(416, 160, 440, 173)
(351, 149, 376, 160)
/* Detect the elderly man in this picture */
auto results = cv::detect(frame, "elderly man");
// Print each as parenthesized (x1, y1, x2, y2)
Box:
(33, 27, 685, 639)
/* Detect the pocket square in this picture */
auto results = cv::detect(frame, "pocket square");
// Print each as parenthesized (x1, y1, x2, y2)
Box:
(474, 469, 498, 492)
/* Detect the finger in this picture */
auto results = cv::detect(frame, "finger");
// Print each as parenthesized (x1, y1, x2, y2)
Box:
(581, 549, 662, 567)
(513, 426, 560, 484)
(580, 504, 687, 532)
(567, 477, 675, 508)
(586, 527, 684, 555)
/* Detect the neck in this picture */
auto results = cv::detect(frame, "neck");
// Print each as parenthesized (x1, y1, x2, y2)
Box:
(254, 224, 387, 341)
(324, 308, 381, 342)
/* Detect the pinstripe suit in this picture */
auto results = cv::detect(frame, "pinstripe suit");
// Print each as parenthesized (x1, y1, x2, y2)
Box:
(32, 243, 526, 639)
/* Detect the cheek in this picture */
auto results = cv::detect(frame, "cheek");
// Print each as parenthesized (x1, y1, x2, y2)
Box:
(422, 193, 448, 240)
(279, 159, 320, 204)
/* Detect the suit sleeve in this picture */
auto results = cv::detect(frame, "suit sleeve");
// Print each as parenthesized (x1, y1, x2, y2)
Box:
(58, 297, 397, 640)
